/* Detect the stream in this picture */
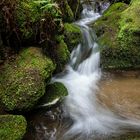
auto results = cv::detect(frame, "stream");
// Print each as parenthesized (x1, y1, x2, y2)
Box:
(24, 1, 140, 140)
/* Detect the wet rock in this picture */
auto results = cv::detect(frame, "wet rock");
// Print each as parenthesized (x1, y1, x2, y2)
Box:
(92, 1, 140, 69)
(39, 82, 68, 107)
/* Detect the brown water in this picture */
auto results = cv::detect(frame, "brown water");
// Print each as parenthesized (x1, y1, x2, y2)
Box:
(99, 71, 140, 120)
(24, 71, 140, 140)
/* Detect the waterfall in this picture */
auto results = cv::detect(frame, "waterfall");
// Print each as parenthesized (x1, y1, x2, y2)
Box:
(52, 1, 140, 139)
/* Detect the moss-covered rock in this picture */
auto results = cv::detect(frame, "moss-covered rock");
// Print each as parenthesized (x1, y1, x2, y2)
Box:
(92, 1, 140, 69)
(16, 0, 63, 44)
(1, 0, 63, 48)
(117, 0, 140, 67)
(93, 2, 128, 47)
(92, 2, 128, 69)
(64, 23, 82, 52)
(0, 115, 27, 140)
(0, 47, 55, 111)
(40, 82, 68, 107)
(53, 36, 70, 72)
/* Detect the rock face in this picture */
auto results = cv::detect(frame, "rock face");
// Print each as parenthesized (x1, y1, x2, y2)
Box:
(0, 115, 27, 140)
(39, 82, 68, 107)
(64, 23, 82, 52)
(92, 0, 140, 69)
(0, 47, 55, 111)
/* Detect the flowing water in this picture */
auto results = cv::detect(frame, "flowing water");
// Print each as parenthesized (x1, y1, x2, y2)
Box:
(24, 1, 140, 140)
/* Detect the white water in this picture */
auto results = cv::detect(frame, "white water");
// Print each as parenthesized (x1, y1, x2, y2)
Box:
(52, 1, 140, 139)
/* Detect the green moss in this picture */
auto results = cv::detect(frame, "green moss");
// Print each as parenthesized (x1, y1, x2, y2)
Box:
(0, 0, 63, 46)
(64, 23, 82, 51)
(0, 115, 27, 140)
(93, 2, 128, 47)
(0, 47, 55, 111)
(40, 82, 68, 106)
(92, 2, 128, 69)
(54, 36, 70, 72)
(117, 0, 140, 67)
(92, 2, 140, 69)
(16, 0, 45, 43)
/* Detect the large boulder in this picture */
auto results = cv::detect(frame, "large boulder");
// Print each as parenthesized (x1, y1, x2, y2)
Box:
(92, 1, 140, 69)
(0, 115, 27, 140)
(64, 23, 82, 52)
(0, 47, 55, 111)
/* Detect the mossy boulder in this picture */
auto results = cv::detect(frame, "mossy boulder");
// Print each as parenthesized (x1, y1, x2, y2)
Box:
(39, 82, 68, 107)
(0, 115, 27, 140)
(64, 23, 82, 52)
(117, 0, 140, 67)
(0, 47, 55, 111)
(1, 0, 63, 48)
(16, 0, 63, 44)
(54, 36, 70, 72)
(92, 1, 140, 69)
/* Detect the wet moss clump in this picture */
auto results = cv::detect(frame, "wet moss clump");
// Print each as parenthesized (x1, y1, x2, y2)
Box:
(64, 23, 82, 51)
(40, 82, 68, 106)
(0, 47, 55, 111)
(0, 115, 27, 140)
(92, 1, 140, 69)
